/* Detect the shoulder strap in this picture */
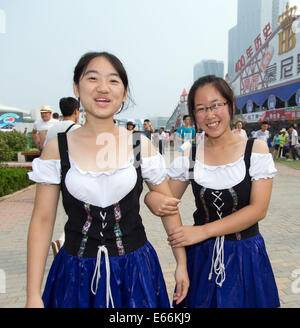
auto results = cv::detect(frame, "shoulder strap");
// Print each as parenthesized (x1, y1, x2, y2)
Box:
(57, 132, 71, 174)
(132, 131, 142, 168)
(65, 123, 76, 133)
(244, 138, 255, 171)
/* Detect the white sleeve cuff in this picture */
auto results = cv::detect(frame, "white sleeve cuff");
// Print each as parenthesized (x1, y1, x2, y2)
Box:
(250, 153, 277, 181)
(141, 153, 167, 185)
(167, 156, 190, 181)
(27, 158, 61, 184)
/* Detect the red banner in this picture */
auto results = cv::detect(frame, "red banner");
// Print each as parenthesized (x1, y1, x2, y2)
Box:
(284, 109, 300, 120)
(237, 108, 300, 123)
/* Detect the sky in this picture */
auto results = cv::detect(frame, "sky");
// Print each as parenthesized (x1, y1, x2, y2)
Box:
(0, 0, 238, 120)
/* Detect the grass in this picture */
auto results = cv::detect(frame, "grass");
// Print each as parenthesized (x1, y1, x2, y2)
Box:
(274, 158, 300, 170)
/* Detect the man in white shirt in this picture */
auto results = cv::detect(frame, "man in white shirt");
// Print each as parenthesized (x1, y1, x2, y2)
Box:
(32, 105, 58, 151)
(255, 121, 270, 143)
(158, 127, 166, 154)
(288, 125, 300, 161)
(44, 97, 81, 146)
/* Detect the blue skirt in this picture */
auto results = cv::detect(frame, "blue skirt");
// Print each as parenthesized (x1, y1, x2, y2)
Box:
(174, 234, 280, 308)
(42, 241, 170, 308)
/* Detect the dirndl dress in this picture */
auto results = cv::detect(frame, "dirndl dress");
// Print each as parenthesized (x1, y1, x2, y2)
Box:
(29, 132, 170, 308)
(170, 138, 280, 308)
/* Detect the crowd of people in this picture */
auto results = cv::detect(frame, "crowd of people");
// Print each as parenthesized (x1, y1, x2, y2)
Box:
(25, 50, 300, 309)
(231, 120, 300, 161)
(124, 115, 196, 155)
(32, 98, 299, 162)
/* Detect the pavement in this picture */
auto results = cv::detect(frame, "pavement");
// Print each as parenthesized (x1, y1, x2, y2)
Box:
(0, 150, 300, 308)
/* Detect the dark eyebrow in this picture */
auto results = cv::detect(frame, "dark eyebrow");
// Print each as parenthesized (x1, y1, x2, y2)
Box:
(195, 98, 220, 106)
(84, 70, 120, 78)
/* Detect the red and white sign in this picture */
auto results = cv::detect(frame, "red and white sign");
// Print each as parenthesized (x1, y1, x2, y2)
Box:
(231, 13, 300, 97)
(240, 108, 300, 123)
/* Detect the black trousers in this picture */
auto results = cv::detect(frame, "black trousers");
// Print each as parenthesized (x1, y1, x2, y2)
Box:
(159, 140, 163, 154)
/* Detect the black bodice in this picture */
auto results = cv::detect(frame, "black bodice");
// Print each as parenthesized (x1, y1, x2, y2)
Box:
(57, 132, 147, 257)
(189, 138, 259, 241)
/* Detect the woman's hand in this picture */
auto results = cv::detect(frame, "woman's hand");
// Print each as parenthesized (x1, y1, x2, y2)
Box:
(173, 263, 189, 305)
(144, 191, 181, 217)
(168, 225, 209, 248)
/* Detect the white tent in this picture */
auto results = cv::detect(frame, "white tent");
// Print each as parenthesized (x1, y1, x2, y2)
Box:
(0, 104, 31, 115)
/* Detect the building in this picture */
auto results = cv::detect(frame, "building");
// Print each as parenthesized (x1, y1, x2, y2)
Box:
(0, 104, 34, 132)
(228, 0, 289, 80)
(193, 60, 224, 81)
(0, 104, 31, 127)
(230, 3, 300, 133)
(149, 117, 170, 130)
(166, 89, 188, 130)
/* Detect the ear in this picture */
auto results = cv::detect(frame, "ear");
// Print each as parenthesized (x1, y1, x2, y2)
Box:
(73, 82, 80, 98)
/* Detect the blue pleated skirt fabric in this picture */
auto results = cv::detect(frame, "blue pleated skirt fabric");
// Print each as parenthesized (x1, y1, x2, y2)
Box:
(42, 241, 170, 308)
(174, 234, 280, 308)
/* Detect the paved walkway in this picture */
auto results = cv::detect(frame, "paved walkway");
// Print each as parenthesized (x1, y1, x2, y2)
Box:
(0, 155, 299, 308)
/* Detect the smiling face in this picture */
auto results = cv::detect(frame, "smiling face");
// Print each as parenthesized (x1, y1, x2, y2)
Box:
(194, 84, 231, 138)
(73, 56, 127, 120)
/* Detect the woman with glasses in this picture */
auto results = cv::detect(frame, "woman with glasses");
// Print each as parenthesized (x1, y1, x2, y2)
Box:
(232, 120, 247, 138)
(145, 75, 279, 308)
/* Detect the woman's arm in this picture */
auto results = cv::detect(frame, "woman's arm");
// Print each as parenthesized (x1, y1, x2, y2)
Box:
(26, 184, 60, 307)
(26, 138, 61, 308)
(139, 135, 189, 303)
(146, 179, 189, 304)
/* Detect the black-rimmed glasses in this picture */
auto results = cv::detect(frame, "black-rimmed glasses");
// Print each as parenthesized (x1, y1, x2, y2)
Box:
(194, 101, 228, 114)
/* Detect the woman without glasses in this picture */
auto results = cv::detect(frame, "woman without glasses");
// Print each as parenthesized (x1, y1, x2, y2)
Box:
(26, 52, 189, 308)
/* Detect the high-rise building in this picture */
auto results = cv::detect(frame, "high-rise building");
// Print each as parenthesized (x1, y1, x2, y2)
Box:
(193, 60, 224, 81)
(228, 0, 288, 80)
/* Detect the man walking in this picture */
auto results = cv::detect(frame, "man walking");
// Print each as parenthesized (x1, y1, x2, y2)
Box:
(32, 105, 58, 152)
(254, 121, 270, 143)
(44, 97, 81, 146)
(288, 125, 300, 161)
(143, 119, 155, 140)
(176, 115, 196, 153)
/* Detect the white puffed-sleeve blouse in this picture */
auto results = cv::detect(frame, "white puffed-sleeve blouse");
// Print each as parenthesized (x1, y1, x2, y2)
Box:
(167, 153, 277, 190)
(28, 154, 166, 208)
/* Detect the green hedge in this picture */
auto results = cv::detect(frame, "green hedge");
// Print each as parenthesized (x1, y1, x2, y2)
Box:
(0, 130, 28, 162)
(0, 167, 34, 197)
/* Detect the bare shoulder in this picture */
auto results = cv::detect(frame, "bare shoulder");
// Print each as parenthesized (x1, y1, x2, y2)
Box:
(252, 138, 269, 154)
(40, 137, 60, 160)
